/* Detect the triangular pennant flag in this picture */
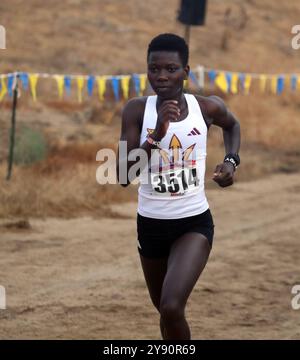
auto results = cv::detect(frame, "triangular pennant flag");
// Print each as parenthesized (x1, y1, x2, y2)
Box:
(77, 76, 84, 103)
(196, 66, 205, 89)
(29, 74, 39, 101)
(277, 76, 284, 95)
(290, 75, 297, 91)
(215, 72, 228, 93)
(271, 76, 277, 94)
(64, 76, 71, 96)
(259, 74, 267, 93)
(189, 71, 199, 88)
(19, 73, 29, 90)
(208, 70, 216, 84)
(244, 74, 252, 95)
(121, 75, 131, 100)
(226, 72, 232, 92)
(238, 73, 245, 91)
(297, 76, 300, 91)
(0, 77, 7, 101)
(139, 74, 147, 96)
(54, 75, 64, 99)
(231, 73, 239, 94)
(111, 77, 120, 101)
(7, 74, 15, 96)
(132, 74, 140, 96)
(87, 75, 95, 97)
(96, 76, 107, 101)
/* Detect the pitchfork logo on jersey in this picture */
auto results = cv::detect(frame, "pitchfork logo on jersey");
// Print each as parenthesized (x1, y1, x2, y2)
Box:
(147, 128, 197, 171)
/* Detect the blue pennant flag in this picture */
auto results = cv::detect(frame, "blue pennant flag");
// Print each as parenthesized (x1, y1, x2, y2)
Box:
(208, 70, 216, 84)
(226, 72, 232, 90)
(64, 76, 71, 96)
(19, 73, 29, 90)
(277, 76, 284, 95)
(132, 74, 140, 96)
(7, 75, 14, 96)
(87, 75, 95, 97)
(111, 77, 120, 101)
(238, 73, 245, 90)
(291, 75, 297, 91)
(189, 71, 199, 87)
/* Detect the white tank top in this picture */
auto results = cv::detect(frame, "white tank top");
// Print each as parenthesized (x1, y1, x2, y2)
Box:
(138, 93, 209, 219)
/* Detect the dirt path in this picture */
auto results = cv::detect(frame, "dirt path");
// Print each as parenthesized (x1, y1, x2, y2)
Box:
(0, 172, 300, 339)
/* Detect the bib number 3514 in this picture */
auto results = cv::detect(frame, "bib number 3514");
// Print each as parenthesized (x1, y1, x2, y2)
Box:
(151, 168, 199, 195)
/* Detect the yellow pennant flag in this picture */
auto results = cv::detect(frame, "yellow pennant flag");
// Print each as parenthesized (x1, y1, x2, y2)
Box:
(259, 74, 267, 93)
(96, 76, 107, 101)
(121, 76, 131, 100)
(244, 74, 252, 95)
(77, 76, 84, 103)
(0, 77, 7, 101)
(54, 75, 64, 99)
(231, 73, 239, 94)
(215, 72, 228, 93)
(297, 76, 300, 91)
(271, 76, 277, 94)
(29, 74, 39, 101)
(139, 74, 147, 96)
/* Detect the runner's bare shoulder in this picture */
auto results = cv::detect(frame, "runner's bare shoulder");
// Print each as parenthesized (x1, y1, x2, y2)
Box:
(122, 96, 148, 129)
(194, 94, 226, 128)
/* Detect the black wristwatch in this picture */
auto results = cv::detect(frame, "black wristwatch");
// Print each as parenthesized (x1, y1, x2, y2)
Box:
(223, 153, 240, 171)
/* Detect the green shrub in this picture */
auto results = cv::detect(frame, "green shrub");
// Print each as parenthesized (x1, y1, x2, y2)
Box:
(14, 126, 47, 165)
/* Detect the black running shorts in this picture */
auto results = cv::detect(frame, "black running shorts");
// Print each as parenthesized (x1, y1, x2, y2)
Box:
(137, 208, 214, 258)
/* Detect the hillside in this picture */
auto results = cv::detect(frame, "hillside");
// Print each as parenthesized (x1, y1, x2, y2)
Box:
(1, 0, 300, 74)
(0, 0, 299, 216)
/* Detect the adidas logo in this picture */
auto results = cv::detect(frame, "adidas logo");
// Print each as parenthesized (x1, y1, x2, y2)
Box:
(187, 127, 201, 136)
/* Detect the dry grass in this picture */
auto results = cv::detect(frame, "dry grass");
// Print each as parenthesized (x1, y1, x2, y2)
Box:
(0, 135, 299, 218)
(227, 92, 300, 150)
(0, 141, 136, 219)
(1, 0, 300, 74)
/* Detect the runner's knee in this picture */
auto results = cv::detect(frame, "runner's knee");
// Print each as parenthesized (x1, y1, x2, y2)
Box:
(160, 299, 184, 322)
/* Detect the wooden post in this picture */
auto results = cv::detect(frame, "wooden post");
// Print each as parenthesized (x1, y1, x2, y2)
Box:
(6, 74, 18, 181)
(184, 25, 191, 46)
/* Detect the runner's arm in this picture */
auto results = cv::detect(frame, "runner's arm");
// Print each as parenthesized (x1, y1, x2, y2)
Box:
(207, 95, 240, 155)
(203, 95, 241, 187)
(116, 98, 159, 187)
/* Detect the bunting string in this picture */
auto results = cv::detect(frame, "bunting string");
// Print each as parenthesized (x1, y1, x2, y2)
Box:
(0, 68, 299, 103)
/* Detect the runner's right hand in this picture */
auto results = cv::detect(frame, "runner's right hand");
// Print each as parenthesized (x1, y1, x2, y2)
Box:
(152, 100, 180, 140)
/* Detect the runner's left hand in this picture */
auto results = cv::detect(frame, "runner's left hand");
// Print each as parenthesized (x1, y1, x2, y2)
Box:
(212, 162, 235, 187)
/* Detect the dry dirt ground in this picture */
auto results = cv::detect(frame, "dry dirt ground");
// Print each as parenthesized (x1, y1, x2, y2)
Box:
(0, 172, 299, 340)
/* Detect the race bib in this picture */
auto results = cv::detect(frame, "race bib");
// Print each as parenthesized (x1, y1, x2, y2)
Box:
(150, 166, 200, 197)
